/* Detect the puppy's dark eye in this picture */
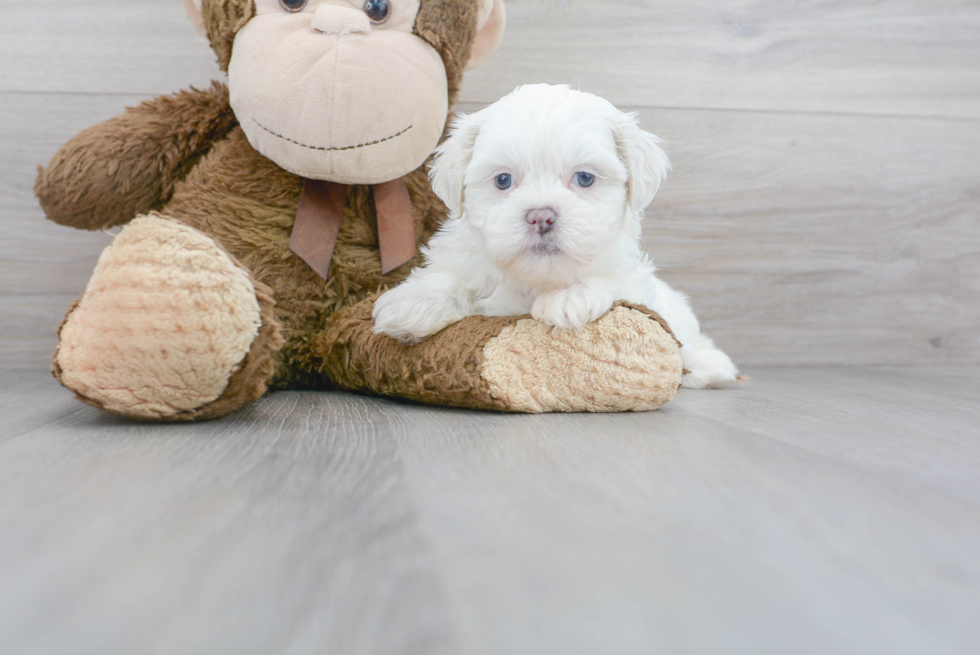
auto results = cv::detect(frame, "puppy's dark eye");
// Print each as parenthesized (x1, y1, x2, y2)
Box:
(279, 0, 307, 12)
(363, 0, 391, 23)
(495, 173, 513, 190)
(575, 172, 596, 188)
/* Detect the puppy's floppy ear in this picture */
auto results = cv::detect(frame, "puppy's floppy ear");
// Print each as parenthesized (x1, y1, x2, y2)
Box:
(429, 111, 485, 216)
(614, 113, 671, 214)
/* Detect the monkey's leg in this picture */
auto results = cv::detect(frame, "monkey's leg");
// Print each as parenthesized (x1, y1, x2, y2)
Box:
(314, 297, 685, 413)
(54, 215, 284, 421)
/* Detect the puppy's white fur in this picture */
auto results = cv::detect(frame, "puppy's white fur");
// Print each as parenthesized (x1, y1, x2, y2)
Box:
(373, 84, 737, 389)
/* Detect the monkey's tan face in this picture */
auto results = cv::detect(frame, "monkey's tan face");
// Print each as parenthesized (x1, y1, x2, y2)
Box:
(229, 0, 448, 184)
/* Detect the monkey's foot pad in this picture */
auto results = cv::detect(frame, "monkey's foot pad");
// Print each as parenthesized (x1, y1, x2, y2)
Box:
(54, 215, 265, 420)
(481, 304, 685, 413)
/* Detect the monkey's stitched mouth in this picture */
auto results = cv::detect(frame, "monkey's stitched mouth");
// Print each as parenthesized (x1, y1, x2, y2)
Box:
(254, 120, 413, 152)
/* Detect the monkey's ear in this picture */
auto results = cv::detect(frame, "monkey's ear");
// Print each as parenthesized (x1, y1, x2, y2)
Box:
(181, 0, 207, 37)
(613, 113, 671, 227)
(466, 0, 506, 71)
(429, 111, 486, 216)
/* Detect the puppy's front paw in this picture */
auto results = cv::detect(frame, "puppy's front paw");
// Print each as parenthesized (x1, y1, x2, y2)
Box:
(681, 344, 739, 389)
(373, 285, 464, 344)
(532, 284, 613, 330)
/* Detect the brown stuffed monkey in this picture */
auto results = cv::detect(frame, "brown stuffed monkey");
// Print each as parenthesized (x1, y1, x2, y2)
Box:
(33, 0, 683, 421)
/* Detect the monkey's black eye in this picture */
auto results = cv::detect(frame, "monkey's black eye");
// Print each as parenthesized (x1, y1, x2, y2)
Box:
(574, 172, 596, 187)
(279, 0, 307, 11)
(363, 0, 391, 24)
(495, 174, 513, 190)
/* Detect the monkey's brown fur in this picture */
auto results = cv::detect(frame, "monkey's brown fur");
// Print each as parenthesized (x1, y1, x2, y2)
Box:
(34, 0, 684, 420)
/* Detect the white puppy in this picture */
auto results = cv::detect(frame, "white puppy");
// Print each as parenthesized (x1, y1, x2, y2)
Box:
(373, 84, 737, 389)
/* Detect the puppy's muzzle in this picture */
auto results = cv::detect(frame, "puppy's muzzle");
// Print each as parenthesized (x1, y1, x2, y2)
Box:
(526, 208, 557, 235)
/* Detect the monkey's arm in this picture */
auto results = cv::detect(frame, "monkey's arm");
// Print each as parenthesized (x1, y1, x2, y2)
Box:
(35, 82, 237, 230)
(314, 295, 684, 413)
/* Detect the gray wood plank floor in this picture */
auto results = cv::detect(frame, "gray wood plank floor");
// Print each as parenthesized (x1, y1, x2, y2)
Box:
(1, 367, 978, 655)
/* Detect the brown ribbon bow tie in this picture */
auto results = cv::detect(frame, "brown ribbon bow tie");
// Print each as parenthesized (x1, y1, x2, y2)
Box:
(289, 178, 418, 281)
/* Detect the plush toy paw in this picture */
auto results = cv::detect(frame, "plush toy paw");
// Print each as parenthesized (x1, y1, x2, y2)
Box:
(480, 303, 684, 412)
(54, 215, 283, 421)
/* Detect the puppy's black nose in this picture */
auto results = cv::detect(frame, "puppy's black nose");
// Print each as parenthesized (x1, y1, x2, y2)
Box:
(526, 208, 557, 235)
